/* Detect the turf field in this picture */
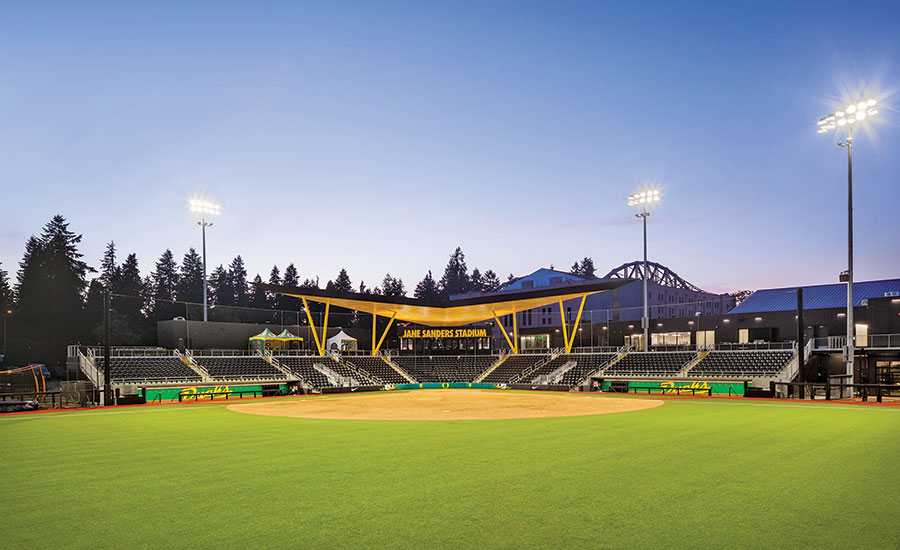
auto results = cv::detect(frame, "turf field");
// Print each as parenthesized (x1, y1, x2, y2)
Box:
(4, 391, 899, 549)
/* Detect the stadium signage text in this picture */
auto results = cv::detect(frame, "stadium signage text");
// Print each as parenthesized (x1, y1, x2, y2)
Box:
(400, 327, 489, 339)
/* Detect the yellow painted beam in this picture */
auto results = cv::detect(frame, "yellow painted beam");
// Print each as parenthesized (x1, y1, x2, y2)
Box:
(301, 297, 325, 356)
(373, 312, 397, 356)
(564, 294, 588, 353)
(558, 299, 569, 352)
(511, 310, 518, 353)
(493, 313, 516, 353)
(321, 302, 330, 356)
(371, 311, 378, 356)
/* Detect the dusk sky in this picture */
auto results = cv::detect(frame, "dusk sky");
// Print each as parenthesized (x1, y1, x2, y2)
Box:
(2, 2, 898, 295)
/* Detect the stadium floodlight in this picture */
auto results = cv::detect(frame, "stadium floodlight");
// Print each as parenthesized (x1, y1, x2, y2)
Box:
(188, 196, 221, 322)
(816, 98, 879, 388)
(627, 187, 662, 352)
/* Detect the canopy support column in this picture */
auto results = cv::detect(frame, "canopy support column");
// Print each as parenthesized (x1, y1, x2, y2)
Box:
(372, 311, 397, 356)
(559, 294, 588, 353)
(301, 297, 331, 356)
(493, 312, 518, 354)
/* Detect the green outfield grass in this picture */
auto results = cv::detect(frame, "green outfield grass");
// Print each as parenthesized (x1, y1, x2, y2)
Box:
(4, 392, 899, 549)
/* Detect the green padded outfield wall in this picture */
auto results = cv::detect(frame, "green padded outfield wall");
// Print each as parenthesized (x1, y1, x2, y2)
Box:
(602, 380, 745, 396)
(389, 382, 502, 391)
(140, 384, 288, 401)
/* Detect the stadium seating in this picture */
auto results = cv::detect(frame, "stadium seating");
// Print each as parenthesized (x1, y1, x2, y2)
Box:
(391, 355, 496, 382)
(104, 356, 201, 382)
(523, 353, 616, 385)
(481, 354, 549, 383)
(275, 355, 340, 387)
(193, 356, 284, 379)
(690, 351, 794, 377)
(559, 353, 615, 386)
(604, 352, 695, 377)
(345, 356, 409, 384)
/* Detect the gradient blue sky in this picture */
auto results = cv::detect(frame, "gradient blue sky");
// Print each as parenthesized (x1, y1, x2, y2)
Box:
(2, 1, 898, 294)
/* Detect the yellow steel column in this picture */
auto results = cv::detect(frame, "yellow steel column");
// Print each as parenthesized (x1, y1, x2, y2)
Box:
(321, 302, 330, 356)
(511, 309, 518, 353)
(371, 310, 378, 356)
(565, 294, 588, 353)
(301, 297, 324, 356)
(373, 312, 397, 356)
(493, 313, 515, 353)
(558, 299, 569, 352)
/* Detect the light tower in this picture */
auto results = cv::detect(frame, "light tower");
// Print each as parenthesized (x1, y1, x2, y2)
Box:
(817, 98, 878, 387)
(627, 188, 662, 352)
(188, 197, 222, 322)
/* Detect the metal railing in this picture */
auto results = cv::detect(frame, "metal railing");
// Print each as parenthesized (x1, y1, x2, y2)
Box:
(812, 336, 846, 350)
(716, 341, 796, 351)
(868, 333, 900, 349)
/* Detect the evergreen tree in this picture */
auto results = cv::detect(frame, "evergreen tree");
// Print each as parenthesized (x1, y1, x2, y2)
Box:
(282, 264, 299, 287)
(83, 279, 105, 338)
(333, 268, 353, 294)
(100, 241, 119, 288)
(414, 270, 440, 301)
(267, 265, 281, 307)
(175, 248, 204, 304)
(0, 261, 12, 312)
(481, 270, 502, 292)
(149, 249, 179, 320)
(470, 268, 484, 292)
(381, 273, 406, 297)
(209, 265, 232, 306)
(438, 247, 470, 297)
(13, 216, 91, 364)
(228, 256, 249, 306)
(112, 253, 148, 336)
(250, 274, 268, 309)
(571, 257, 596, 279)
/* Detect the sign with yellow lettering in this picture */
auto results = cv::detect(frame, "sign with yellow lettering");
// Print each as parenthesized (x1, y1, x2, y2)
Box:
(400, 327, 490, 339)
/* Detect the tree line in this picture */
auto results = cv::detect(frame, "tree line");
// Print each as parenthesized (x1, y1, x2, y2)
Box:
(0, 215, 603, 367)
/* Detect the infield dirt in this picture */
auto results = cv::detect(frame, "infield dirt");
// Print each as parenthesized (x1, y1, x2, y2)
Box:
(227, 389, 663, 421)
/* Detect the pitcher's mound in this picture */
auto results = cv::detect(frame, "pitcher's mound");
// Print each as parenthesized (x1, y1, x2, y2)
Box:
(227, 390, 662, 421)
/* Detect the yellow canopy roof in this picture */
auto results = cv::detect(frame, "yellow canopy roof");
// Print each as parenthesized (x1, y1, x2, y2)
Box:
(261, 280, 629, 327)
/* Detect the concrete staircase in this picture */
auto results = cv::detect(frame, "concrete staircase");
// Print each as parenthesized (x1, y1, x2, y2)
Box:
(680, 350, 709, 377)
(381, 353, 417, 383)
(474, 353, 508, 383)
(591, 345, 631, 379)
(513, 350, 561, 383)
(260, 350, 296, 379)
(543, 359, 578, 385)
(180, 350, 212, 382)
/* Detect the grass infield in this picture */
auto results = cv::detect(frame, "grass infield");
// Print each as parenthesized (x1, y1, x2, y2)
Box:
(4, 390, 899, 549)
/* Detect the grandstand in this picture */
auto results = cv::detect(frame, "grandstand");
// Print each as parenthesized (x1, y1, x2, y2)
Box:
(344, 356, 409, 384)
(98, 355, 201, 384)
(192, 355, 285, 380)
(689, 350, 795, 378)
(480, 354, 548, 383)
(391, 355, 497, 382)
(603, 351, 695, 377)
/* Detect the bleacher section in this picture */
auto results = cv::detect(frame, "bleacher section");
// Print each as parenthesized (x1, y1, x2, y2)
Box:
(346, 356, 408, 384)
(482, 354, 548, 383)
(604, 352, 695, 377)
(690, 351, 794, 378)
(275, 355, 339, 387)
(559, 353, 615, 386)
(328, 359, 379, 385)
(391, 355, 496, 382)
(103, 356, 201, 382)
(193, 356, 284, 380)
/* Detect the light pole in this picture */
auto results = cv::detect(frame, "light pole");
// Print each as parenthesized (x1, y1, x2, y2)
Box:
(628, 188, 662, 352)
(817, 98, 878, 387)
(189, 197, 221, 322)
